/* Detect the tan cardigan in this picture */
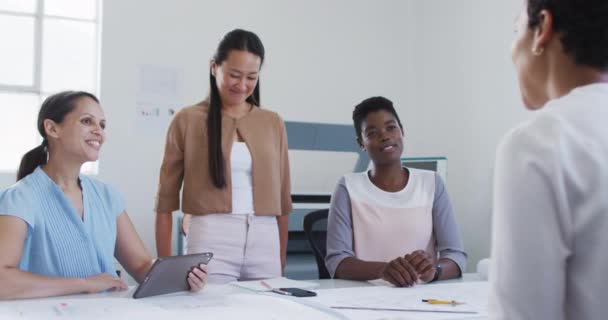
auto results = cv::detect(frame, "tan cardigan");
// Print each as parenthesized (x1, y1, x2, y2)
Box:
(155, 101, 292, 216)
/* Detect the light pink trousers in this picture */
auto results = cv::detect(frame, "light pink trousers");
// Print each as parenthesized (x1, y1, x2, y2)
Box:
(186, 214, 281, 284)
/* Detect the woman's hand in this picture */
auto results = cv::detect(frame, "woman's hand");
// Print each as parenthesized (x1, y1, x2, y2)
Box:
(379, 256, 419, 287)
(405, 250, 436, 283)
(187, 264, 208, 292)
(82, 273, 128, 293)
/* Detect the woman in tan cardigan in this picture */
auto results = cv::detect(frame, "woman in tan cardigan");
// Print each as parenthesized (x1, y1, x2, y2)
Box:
(155, 29, 292, 284)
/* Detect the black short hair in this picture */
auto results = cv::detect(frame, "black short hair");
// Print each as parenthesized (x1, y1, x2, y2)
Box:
(527, 0, 608, 70)
(352, 96, 403, 143)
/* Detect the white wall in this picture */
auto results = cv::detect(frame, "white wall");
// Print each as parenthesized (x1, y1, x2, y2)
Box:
(100, 0, 531, 271)
(99, 0, 418, 258)
(0, 0, 529, 272)
(404, 0, 528, 270)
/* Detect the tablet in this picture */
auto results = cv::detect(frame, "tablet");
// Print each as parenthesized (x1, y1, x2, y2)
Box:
(132, 252, 213, 299)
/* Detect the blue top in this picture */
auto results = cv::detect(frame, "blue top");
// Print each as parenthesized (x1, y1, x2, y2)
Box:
(0, 167, 125, 278)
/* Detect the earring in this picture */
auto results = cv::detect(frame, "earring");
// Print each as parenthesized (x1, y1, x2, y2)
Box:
(532, 46, 544, 56)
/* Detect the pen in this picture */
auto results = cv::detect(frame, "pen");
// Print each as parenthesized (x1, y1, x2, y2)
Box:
(260, 280, 273, 290)
(260, 280, 292, 296)
(422, 299, 464, 305)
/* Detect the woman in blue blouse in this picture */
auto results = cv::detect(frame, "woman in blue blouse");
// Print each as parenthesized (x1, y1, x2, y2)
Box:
(0, 91, 207, 300)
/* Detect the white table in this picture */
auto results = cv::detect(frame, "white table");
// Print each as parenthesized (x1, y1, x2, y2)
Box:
(309, 274, 487, 320)
(0, 274, 488, 320)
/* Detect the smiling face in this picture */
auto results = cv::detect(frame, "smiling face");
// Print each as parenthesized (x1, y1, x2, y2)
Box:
(211, 49, 261, 107)
(359, 110, 404, 167)
(45, 96, 106, 163)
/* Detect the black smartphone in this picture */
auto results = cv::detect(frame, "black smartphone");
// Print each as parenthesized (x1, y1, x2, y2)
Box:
(279, 287, 317, 297)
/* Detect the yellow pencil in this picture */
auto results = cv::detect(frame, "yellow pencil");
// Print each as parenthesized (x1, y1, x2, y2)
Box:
(422, 299, 464, 305)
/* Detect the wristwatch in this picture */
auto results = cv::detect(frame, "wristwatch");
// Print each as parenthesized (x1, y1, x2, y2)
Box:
(432, 264, 442, 282)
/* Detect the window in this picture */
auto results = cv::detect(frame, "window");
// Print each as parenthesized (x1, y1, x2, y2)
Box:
(0, 0, 101, 174)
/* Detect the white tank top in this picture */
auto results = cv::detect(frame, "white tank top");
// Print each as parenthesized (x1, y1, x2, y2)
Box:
(230, 142, 254, 214)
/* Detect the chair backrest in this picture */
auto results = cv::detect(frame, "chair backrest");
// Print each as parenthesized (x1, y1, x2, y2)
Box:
(303, 209, 330, 279)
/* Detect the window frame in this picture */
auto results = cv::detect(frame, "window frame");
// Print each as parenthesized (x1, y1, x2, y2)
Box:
(0, 0, 102, 174)
(0, 0, 101, 96)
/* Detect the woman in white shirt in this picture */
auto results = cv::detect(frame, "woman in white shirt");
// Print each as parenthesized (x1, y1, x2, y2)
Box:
(490, 1, 608, 319)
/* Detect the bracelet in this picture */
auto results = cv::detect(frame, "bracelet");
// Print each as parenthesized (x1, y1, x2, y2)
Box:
(431, 264, 442, 282)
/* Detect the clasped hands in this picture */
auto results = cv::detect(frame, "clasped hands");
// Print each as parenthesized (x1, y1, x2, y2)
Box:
(379, 250, 436, 287)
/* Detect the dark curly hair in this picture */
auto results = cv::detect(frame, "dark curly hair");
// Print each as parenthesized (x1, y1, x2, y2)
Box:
(527, 0, 608, 70)
(352, 96, 403, 144)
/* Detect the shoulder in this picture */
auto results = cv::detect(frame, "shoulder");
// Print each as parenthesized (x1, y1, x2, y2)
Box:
(0, 177, 39, 224)
(403, 168, 438, 204)
(433, 172, 446, 190)
(408, 167, 436, 181)
(251, 106, 285, 126)
(406, 167, 437, 192)
(331, 176, 349, 196)
(0, 179, 36, 208)
(171, 102, 208, 125)
(180, 101, 208, 115)
(498, 111, 564, 162)
(81, 176, 126, 217)
(335, 176, 347, 188)
(80, 175, 123, 203)
(500, 89, 587, 155)
(342, 172, 375, 199)
(342, 171, 367, 187)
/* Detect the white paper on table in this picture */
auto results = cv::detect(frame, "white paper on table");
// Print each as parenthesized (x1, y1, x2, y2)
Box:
(142, 291, 344, 320)
(136, 284, 236, 310)
(307, 281, 489, 320)
(0, 297, 174, 320)
(368, 278, 395, 286)
(230, 277, 319, 291)
(193, 294, 345, 320)
(0, 288, 344, 320)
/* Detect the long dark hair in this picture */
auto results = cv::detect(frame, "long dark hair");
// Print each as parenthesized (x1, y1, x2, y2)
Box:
(17, 91, 99, 181)
(208, 29, 265, 188)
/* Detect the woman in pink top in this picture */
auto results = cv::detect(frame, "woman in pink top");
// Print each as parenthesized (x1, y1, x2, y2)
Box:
(325, 96, 466, 287)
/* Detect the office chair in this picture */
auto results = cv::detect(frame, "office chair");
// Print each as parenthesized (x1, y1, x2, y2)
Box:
(303, 209, 331, 279)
